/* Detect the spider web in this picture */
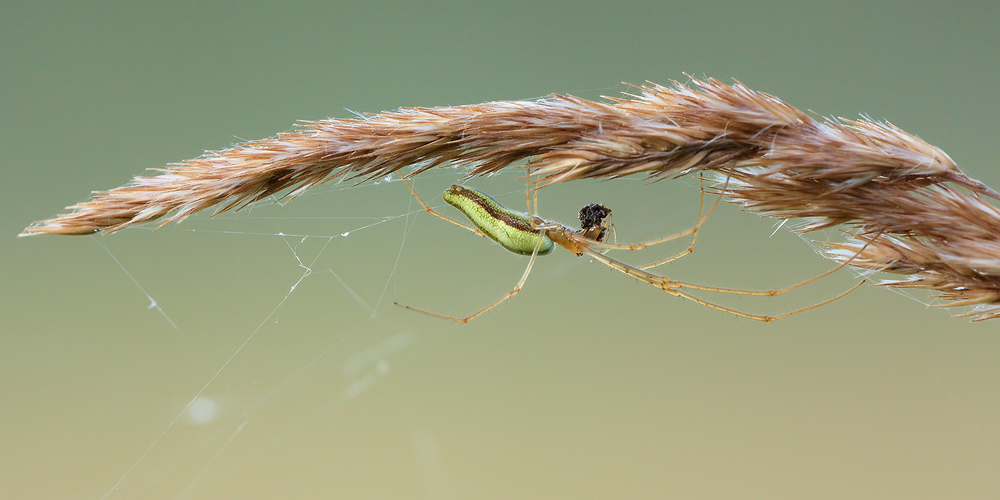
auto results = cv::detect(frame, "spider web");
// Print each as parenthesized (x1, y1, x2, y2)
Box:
(86, 166, 648, 499)
(86, 170, 449, 499)
(72, 169, 884, 499)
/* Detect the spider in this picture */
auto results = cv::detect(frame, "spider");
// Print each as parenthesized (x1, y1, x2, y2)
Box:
(394, 176, 868, 323)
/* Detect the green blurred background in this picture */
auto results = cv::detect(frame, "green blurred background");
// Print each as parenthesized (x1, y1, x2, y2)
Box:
(5, 1, 1000, 498)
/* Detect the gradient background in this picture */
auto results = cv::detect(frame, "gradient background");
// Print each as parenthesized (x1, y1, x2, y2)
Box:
(5, 1, 1000, 499)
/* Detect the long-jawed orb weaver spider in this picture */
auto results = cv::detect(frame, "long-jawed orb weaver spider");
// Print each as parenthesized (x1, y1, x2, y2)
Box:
(394, 176, 870, 323)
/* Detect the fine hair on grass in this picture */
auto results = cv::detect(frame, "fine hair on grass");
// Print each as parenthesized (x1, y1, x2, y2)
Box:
(22, 78, 1000, 321)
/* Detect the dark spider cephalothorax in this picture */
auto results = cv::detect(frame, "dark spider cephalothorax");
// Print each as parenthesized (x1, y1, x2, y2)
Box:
(578, 203, 612, 242)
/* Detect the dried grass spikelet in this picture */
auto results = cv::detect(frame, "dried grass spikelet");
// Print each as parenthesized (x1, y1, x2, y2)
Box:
(21, 78, 1000, 320)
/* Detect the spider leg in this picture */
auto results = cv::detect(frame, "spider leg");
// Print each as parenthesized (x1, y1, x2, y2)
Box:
(583, 176, 729, 265)
(394, 229, 548, 323)
(526, 167, 542, 228)
(638, 175, 708, 270)
(579, 236, 873, 321)
(664, 234, 877, 296)
(670, 283, 868, 322)
(401, 177, 486, 238)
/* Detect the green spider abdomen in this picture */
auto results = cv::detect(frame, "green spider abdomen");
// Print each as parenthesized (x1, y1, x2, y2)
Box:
(443, 185, 554, 256)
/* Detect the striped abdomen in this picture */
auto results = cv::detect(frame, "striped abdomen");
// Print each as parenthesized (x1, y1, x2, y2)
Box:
(443, 185, 554, 256)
